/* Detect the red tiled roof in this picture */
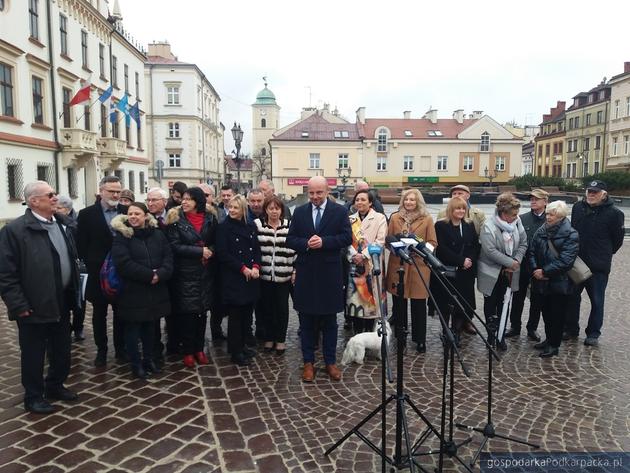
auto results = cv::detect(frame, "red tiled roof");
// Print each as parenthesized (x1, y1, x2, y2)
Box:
(225, 157, 253, 171)
(363, 118, 477, 140)
(147, 56, 187, 65)
(272, 113, 360, 141)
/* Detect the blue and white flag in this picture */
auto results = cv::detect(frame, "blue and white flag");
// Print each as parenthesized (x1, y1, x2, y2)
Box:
(98, 85, 113, 104)
(109, 99, 117, 124)
(129, 102, 140, 127)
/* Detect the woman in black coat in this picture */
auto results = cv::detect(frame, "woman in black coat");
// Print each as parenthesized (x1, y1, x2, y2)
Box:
(166, 187, 217, 368)
(434, 197, 479, 342)
(111, 203, 173, 378)
(216, 195, 262, 366)
(528, 200, 579, 358)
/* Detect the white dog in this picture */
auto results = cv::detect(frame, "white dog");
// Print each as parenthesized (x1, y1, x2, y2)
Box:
(341, 321, 392, 365)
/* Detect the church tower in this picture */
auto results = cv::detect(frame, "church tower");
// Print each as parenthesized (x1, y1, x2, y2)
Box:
(251, 78, 280, 181)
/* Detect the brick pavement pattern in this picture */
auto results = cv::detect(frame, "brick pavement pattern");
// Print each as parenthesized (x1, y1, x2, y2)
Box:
(0, 246, 629, 472)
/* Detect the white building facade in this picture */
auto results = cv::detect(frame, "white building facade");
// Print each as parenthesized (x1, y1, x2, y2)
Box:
(0, 0, 150, 223)
(145, 42, 223, 192)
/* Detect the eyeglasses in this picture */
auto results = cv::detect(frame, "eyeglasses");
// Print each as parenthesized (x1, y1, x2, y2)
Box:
(36, 192, 57, 199)
(586, 189, 602, 194)
(103, 189, 122, 194)
(146, 198, 165, 203)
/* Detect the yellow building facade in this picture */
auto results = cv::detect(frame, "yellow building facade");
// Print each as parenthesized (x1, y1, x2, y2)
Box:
(534, 101, 566, 177)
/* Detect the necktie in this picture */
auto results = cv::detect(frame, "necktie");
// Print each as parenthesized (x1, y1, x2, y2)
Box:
(157, 216, 164, 228)
(315, 206, 322, 231)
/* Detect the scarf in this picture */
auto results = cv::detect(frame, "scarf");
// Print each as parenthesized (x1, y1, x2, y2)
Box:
(186, 211, 205, 234)
(493, 212, 520, 256)
(398, 208, 424, 236)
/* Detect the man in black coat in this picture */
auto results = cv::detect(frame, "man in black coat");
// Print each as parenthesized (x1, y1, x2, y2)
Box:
(345, 180, 385, 215)
(287, 176, 352, 382)
(77, 176, 127, 367)
(0, 181, 80, 414)
(505, 188, 548, 341)
(565, 180, 625, 346)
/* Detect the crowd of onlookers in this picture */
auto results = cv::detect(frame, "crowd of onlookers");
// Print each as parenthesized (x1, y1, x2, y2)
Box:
(0, 175, 624, 413)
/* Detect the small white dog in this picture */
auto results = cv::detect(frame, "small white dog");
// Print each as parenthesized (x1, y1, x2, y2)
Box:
(341, 321, 392, 365)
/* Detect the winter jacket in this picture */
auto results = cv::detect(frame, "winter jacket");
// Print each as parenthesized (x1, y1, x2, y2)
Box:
(570, 198, 625, 273)
(0, 209, 80, 322)
(528, 217, 579, 295)
(111, 215, 173, 322)
(216, 216, 261, 305)
(254, 218, 296, 283)
(166, 207, 217, 315)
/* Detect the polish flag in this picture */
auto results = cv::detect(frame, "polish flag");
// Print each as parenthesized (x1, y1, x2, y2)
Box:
(69, 82, 92, 106)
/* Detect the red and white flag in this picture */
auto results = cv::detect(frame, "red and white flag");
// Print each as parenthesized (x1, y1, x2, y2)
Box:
(69, 82, 92, 106)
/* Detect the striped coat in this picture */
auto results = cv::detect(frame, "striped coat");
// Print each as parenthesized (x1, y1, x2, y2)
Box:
(254, 219, 296, 283)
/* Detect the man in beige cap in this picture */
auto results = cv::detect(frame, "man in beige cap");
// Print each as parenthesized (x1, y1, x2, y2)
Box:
(505, 188, 549, 342)
(437, 184, 486, 235)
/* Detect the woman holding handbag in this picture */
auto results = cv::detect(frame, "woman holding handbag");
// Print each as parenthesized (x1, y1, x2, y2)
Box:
(527, 200, 579, 358)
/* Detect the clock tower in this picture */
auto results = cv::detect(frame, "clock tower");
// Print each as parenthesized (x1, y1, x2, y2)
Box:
(251, 78, 280, 180)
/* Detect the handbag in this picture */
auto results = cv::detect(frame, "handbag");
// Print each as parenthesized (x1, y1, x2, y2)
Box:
(547, 240, 592, 285)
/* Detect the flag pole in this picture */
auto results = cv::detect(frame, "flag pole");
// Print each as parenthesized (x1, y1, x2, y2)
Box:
(74, 96, 101, 125)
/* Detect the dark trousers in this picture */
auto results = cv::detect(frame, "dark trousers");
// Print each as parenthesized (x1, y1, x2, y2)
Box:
(17, 312, 71, 403)
(153, 319, 164, 361)
(259, 280, 291, 343)
(483, 274, 510, 337)
(352, 317, 376, 334)
(541, 294, 569, 348)
(92, 302, 124, 355)
(179, 313, 207, 355)
(391, 296, 427, 344)
(124, 321, 154, 367)
(71, 304, 85, 333)
(300, 312, 337, 365)
(227, 304, 254, 356)
(210, 306, 226, 338)
(509, 275, 542, 332)
(165, 314, 181, 354)
(565, 272, 609, 339)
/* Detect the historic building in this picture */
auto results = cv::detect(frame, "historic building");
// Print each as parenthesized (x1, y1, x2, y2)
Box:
(564, 80, 610, 178)
(145, 41, 223, 192)
(250, 79, 279, 185)
(0, 0, 149, 222)
(606, 62, 630, 172)
(534, 101, 566, 177)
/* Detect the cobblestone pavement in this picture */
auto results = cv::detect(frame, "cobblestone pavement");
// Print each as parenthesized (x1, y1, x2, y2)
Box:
(1, 245, 630, 472)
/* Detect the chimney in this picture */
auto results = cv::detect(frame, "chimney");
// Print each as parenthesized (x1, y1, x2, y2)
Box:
(423, 108, 438, 124)
(323, 103, 330, 112)
(453, 109, 464, 124)
(356, 107, 366, 125)
(625, 62, 630, 73)
(403, 111, 411, 119)
(472, 110, 483, 119)
(148, 41, 176, 60)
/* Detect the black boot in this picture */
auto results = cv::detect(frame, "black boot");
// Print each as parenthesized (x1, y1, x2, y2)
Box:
(539, 346, 559, 358)
(143, 359, 161, 375)
(534, 340, 549, 350)
(131, 364, 148, 379)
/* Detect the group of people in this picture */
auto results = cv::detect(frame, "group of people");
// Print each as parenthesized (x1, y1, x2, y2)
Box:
(0, 174, 624, 413)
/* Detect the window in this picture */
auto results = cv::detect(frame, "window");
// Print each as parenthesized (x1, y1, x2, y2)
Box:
(376, 156, 387, 171)
(597, 110, 603, 124)
(612, 137, 618, 156)
(594, 161, 600, 174)
(584, 137, 590, 151)
(168, 122, 180, 138)
(112, 111, 119, 138)
(100, 103, 107, 137)
(32, 76, 43, 124)
(599, 90, 605, 100)
(137, 125, 141, 150)
(0, 0, 4, 11)
(625, 135, 630, 155)
(583, 160, 588, 177)
(403, 155, 414, 171)
(36, 163, 54, 185)
(595, 135, 601, 149)
(0, 63, 13, 117)
(586, 113, 591, 126)
(437, 156, 448, 171)
(84, 104, 90, 130)
(553, 142, 558, 155)
(537, 145, 542, 158)
(463, 155, 473, 171)
(114, 169, 124, 186)
(29, 0, 39, 39)
(59, 14, 68, 56)
(574, 116, 579, 128)
(139, 172, 145, 193)
(135, 72, 139, 99)
(167, 86, 180, 105)
(99, 44, 105, 77)
(168, 153, 181, 167)
(615, 100, 620, 119)
(67, 168, 78, 198)
(545, 144, 550, 156)
(334, 130, 350, 138)
(558, 142, 563, 154)
(62, 87, 71, 127)
(301, 131, 309, 138)
(124, 64, 129, 93)
(480, 132, 490, 152)
(261, 118, 266, 128)
(495, 156, 506, 172)
(309, 153, 320, 169)
(261, 148, 266, 156)
(128, 171, 135, 192)
(404, 130, 413, 137)
(112, 56, 118, 87)
(377, 128, 388, 152)
(627, 97, 630, 117)
(6, 159, 23, 200)
(338, 153, 349, 169)
(427, 130, 443, 137)
(125, 121, 131, 146)
(81, 30, 88, 68)
(568, 118, 574, 129)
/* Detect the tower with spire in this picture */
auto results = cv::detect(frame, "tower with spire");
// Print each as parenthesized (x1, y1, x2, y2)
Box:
(251, 77, 280, 170)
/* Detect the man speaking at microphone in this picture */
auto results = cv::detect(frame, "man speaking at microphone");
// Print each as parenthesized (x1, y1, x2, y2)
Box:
(287, 176, 352, 382)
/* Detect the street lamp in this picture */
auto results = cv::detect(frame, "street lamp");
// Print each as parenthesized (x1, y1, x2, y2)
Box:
(337, 166, 352, 197)
(231, 122, 244, 191)
(484, 166, 497, 187)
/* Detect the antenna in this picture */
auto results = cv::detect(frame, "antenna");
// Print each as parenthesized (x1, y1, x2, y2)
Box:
(305, 86, 312, 107)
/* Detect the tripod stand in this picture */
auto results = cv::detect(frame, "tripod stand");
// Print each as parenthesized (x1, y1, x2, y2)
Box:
(456, 313, 540, 466)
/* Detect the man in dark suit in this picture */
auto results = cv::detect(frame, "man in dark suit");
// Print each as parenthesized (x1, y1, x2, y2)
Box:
(287, 176, 352, 382)
(77, 176, 127, 367)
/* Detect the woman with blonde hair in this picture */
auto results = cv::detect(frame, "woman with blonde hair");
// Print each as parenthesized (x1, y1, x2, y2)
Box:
(385, 188, 437, 353)
(433, 197, 479, 342)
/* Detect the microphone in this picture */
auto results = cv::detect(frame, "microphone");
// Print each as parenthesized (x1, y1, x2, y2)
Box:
(367, 243, 382, 276)
(385, 235, 412, 264)
(399, 235, 447, 272)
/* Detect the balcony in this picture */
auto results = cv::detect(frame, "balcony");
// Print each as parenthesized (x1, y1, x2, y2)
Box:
(60, 128, 98, 168)
(97, 137, 127, 170)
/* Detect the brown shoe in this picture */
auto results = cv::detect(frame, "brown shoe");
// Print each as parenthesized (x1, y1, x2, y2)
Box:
(326, 364, 342, 381)
(302, 363, 314, 382)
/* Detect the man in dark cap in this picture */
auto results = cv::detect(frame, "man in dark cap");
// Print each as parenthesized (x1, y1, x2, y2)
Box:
(437, 184, 486, 235)
(565, 180, 625, 346)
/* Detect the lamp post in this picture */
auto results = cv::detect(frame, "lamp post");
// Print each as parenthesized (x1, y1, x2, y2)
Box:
(337, 166, 352, 197)
(231, 122, 244, 191)
(484, 166, 497, 187)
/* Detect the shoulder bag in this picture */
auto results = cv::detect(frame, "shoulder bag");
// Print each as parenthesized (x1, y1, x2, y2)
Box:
(547, 240, 592, 285)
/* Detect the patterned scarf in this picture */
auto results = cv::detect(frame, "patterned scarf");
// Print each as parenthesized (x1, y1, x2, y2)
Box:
(493, 212, 520, 256)
(398, 207, 424, 235)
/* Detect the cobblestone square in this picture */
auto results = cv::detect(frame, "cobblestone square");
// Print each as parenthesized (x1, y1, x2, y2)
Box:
(0, 245, 629, 472)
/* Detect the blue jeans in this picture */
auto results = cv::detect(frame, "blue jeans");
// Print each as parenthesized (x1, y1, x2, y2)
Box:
(300, 313, 337, 365)
(566, 272, 609, 339)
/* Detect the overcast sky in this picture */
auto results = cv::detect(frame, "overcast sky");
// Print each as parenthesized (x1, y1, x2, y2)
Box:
(118, 0, 630, 153)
